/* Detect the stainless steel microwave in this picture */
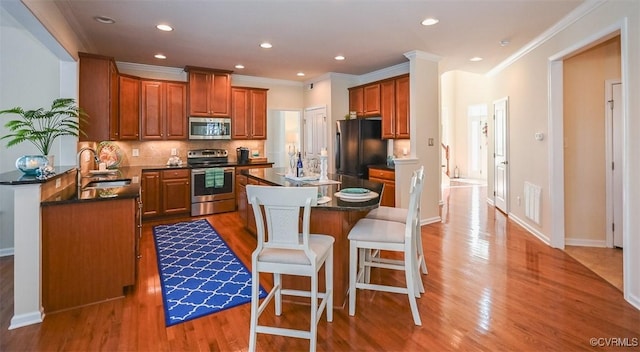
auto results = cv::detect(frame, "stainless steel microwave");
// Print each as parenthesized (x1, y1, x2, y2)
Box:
(189, 117, 231, 140)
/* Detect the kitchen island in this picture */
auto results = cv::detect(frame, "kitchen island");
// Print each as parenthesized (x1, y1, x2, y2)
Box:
(240, 167, 384, 308)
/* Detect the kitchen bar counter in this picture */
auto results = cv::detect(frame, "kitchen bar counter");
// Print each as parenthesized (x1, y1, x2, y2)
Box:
(240, 167, 383, 308)
(242, 167, 383, 211)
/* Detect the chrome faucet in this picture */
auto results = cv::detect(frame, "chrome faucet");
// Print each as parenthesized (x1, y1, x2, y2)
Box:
(77, 147, 100, 187)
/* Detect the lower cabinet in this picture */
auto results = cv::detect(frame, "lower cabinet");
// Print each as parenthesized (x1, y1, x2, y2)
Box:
(368, 166, 395, 207)
(42, 198, 137, 313)
(236, 174, 261, 235)
(142, 169, 190, 219)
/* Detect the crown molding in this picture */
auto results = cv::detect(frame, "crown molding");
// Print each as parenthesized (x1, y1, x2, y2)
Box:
(486, 0, 606, 77)
(404, 50, 441, 63)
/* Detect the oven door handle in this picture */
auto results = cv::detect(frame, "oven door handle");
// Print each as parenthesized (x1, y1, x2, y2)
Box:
(191, 167, 234, 175)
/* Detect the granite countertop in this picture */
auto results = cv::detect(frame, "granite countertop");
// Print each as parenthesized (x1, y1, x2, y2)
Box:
(0, 166, 77, 185)
(242, 167, 383, 212)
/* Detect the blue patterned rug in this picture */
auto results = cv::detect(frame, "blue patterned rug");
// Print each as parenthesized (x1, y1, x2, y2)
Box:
(153, 219, 266, 326)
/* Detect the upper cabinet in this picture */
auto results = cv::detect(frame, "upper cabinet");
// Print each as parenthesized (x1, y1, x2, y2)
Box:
(186, 66, 232, 117)
(118, 75, 140, 140)
(231, 87, 268, 140)
(79, 53, 120, 141)
(349, 74, 409, 139)
(381, 74, 409, 139)
(140, 80, 187, 140)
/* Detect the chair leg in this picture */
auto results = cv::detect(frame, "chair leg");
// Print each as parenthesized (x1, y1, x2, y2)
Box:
(404, 253, 422, 326)
(310, 268, 318, 352)
(416, 224, 428, 274)
(274, 273, 282, 316)
(326, 247, 334, 322)
(348, 241, 357, 316)
(249, 268, 260, 352)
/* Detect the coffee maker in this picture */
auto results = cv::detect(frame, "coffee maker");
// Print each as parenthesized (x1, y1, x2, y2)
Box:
(236, 147, 250, 164)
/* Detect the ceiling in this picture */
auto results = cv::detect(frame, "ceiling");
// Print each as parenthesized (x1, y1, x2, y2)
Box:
(45, 0, 584, 81)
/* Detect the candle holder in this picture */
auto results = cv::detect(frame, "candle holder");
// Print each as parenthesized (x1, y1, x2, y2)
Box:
(287, 145, 296, 176)
(319, 155, 328, 181)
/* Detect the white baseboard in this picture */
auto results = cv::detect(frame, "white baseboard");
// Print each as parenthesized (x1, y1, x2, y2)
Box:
(486, 198, 495, 206)
(421, 216, 441, 226)
(9, 309, 44, 330)
(564, 238, 608, 247)
(509, 213, 551, 245)
(626, 291, 640, 311)
(0, 247, 14, 257)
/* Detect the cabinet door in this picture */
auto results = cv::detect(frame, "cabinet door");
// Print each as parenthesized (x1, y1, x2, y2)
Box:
(165, 82, 187, 139)
(250, 89, 267, 139)
(380, 180, 396, 207)
(79, 54, 112, 142)
(109, 61, 120, 140)
(141, 171, 161, 218)
(394, 75, 410, 139)
(235, 175, 248, 226)
(363, 83, 381, 117)
(349, 87, 364, 117)
(141, 80, 164, 140)
(162, 178, 191, 215)
(210, 73, 231, 117)
(119, 76, 140, 140)
(188, 71, 210, 116)
(231, 87, 250, 139)
(380, 79, 396, 139)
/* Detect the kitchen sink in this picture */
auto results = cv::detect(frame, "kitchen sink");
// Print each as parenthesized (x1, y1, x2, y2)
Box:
(83, 178, 132, 189)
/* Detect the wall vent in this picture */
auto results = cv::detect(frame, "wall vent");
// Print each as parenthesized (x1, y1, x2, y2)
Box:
(524, 182, 542, 225)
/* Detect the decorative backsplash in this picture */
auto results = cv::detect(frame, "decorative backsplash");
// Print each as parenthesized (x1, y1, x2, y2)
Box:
(78, 140, 265, 167)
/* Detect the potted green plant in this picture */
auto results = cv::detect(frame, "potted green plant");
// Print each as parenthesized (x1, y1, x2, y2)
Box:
(1, 98, 86, 172)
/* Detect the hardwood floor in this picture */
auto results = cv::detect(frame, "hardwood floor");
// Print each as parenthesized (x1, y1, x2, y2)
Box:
(1, 184, 639, 351)
(565, 246, 623, 292)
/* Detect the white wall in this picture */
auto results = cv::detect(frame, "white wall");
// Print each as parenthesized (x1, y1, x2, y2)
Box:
(486, 0, 640, 309)
(0, 4, 74, 254)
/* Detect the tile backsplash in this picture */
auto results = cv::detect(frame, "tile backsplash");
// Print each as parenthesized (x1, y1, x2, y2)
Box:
(79, 140, 265, 167)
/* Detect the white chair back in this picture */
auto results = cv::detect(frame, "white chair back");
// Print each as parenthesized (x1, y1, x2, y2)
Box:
(247, 185, 318, 252)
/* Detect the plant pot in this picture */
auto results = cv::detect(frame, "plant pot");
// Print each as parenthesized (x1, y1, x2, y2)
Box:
(15, 155, 48, 175)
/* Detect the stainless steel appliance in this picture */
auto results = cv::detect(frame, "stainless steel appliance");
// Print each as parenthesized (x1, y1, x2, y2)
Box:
(188, 149, 235, 216)
(335, 119, 387, 178)
(189, 117, 231, 140)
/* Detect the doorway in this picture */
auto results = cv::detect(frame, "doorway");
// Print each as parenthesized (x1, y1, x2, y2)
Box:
(467, 104, 488, 180)
(493, 97, 509, 214)
(265, 110, 301, 168)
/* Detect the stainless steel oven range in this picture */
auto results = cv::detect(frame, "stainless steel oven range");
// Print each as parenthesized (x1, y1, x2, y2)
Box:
(188, 149, 235, 216)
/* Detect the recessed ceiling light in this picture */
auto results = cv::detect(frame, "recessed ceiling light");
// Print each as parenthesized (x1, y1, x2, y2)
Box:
(156, 24, 173, 32)
(334, 55, 345, 61)
(260, 42, 273, 49)
(470, 57, 483, 62)
(154, 54, 167, 59)
(94, 16, 115, 24)
(297, 72, 305, 77)
(421, 18, 439, 26)
(235, 64, 245, 69)
(499, 40, 510, 47)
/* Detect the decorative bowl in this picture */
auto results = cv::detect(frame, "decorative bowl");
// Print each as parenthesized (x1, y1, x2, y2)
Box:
(15, 155, 48, 175)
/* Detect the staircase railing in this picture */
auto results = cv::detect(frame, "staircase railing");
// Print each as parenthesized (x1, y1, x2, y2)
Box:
(441, 143, 450, 177)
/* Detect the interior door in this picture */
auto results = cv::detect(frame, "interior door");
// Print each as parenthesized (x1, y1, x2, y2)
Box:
(493, 97, 509, 213)
(609, 81, 623, 248)
(303, 106, 327, 173)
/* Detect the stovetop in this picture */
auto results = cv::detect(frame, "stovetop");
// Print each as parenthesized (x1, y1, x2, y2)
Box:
(187, 149, 229, 167)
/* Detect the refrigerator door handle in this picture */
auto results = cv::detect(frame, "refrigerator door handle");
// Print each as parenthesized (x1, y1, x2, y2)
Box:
(335, 130, 341, 170)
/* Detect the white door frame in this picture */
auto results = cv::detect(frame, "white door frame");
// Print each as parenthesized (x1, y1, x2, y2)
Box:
(605, 79, 623, 248)
(493, 97, 509, 214)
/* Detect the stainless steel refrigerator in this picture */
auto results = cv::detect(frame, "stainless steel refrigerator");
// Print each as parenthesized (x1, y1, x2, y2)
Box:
(335, 119, 387, 179)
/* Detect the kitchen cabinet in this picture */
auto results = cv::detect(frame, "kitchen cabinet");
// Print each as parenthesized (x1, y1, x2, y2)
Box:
(142, 169, 190, 219)
(231, 87, 268, 140)
(348, 82, 381, 118)
(119, 75, 140, 140)
(186, 66, 232, 117)
(235, 173, 261, 235)
(141, 80, 187, 140)
(368, 166, 395, 207)
(42, 198, 137, 313)
(380, 74, 410, 139)
(79, 52, 119, 141)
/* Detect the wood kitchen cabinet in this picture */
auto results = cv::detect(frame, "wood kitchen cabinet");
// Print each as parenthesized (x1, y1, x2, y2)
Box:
(186, 66, 232, 117)
(142, 169, 190, 219)
(119, 75, 140, 140)
(79, 52, 120, 141)
(368, 166, 395, 207)
(140, 80, 187, 140)
(381, 74, 410, 139)
(231, 87, 268, 140)
(348, 82, 381, 118)
(42, 198, 137, 313)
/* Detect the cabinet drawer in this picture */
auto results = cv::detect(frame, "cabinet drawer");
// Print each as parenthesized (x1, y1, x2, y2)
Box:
(369, 168, 394, 181)
(162, 169, 190, 179)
